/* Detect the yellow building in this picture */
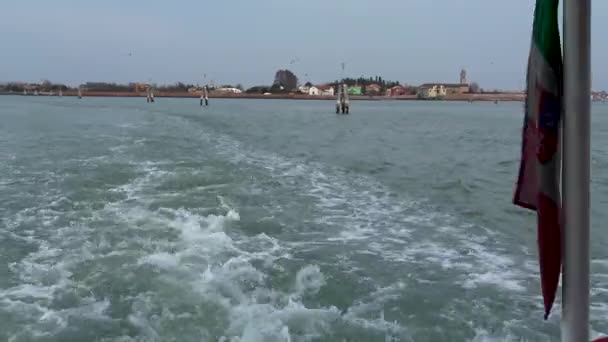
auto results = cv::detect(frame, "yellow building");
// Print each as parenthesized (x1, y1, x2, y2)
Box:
(134, 83, 151, 92)
(418, 84, 447, 98)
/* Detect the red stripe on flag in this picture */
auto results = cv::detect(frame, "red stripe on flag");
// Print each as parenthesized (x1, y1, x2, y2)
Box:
(514, 122, 540, 210)
(515, 85, 562, 319)
(515, 0, 563, 322)
(537, 192, 561, 319)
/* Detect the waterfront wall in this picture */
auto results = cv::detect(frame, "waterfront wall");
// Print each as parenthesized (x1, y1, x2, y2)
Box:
(0, 91, 525, 102)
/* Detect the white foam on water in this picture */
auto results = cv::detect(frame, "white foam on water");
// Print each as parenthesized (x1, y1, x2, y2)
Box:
(138, 252, 181, 269)
(224, 298, 343, 342)
(178, 128, 555, 339)
(1, 210, 112, 338)
(89, 162, 351, 340)
(183, 237, 340, 340)
(199, 130, 530, 296)
(459, 240, 527, 292)
(471, 329, 522, 342)
(110, 160, 416, 340)
(294, 265, 326, 295)
(2, 121, 570, 340)
(3, 283, 56, 300)
(0, 162, 161, 338)
(344, 281, 406, 319)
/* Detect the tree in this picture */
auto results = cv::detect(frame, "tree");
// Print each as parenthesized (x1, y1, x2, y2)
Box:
(273, 69, 298, 91)
(469, 82, 480, 93)
(40, 80, 52, 91)
(6, 83, 21, 92)
(235, 84, 244, 90)
(245, 86, 269, 94)
(269, 84, 286, 93)
(305, 81, 313, 87)
(176, 82, 187, 91)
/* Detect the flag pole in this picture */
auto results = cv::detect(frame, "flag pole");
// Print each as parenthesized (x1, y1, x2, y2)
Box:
(562, 0, 591, 340)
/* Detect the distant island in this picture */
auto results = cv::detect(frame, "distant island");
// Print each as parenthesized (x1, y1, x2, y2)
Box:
(6, 67, 605, 102)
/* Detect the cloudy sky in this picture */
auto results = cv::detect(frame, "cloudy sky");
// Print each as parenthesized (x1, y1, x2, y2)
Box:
(1, 0, 606, 89)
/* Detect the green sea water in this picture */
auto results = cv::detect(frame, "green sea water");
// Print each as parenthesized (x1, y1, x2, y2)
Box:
(1, 96, 608, 341)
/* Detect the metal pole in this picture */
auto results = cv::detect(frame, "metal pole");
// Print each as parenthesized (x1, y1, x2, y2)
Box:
(562, 0, 591, 340)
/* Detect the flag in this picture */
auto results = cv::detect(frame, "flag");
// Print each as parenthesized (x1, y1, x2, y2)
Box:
(513, 0, 563, 320)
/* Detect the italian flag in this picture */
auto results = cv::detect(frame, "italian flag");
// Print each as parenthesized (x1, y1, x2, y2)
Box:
(514, 0, 562, 320)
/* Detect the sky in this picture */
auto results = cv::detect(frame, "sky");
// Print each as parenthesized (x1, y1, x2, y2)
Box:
(1, 0, 608, 90)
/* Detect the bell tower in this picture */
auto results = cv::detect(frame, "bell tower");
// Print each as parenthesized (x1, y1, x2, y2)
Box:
(460, 68, 467, 84)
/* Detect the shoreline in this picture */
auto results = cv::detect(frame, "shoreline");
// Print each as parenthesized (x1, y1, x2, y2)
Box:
(0, 91, 526, 102)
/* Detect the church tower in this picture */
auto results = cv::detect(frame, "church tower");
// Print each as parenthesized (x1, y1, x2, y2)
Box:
(460, 68, 467, 84)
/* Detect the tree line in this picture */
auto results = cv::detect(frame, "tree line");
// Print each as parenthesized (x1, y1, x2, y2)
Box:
(331, 76, 401, 95)
(1, 80, 69, 92)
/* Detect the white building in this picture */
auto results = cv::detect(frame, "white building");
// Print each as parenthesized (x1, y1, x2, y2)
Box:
(308, 86, 320, 96)
(308, 85, 334, 96)
(217, 87, 242, 94)
(298, 85, 310, 94)
(317, 85, 335, 96)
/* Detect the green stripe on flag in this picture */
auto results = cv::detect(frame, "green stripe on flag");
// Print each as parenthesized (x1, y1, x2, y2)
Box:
(532, 0, 562, 73)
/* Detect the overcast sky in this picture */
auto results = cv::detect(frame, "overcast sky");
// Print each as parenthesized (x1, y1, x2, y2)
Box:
(1, 0, 607, 89)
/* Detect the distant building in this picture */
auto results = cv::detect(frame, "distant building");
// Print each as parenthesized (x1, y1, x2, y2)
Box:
(317, 85, 335, 96)
(444, 83, 470, 94)
(418, 82, 469, 98)
(135, 83, 150, 92)
(348, 86, 362, 95)
(386, 85, 408, 96)
(418, 69, 471, 98)
(365, 84, 382, 95)
(418, 84, 447, 98)
(307, 85, 334, 96)
(216, 87, 242, 94)
(308, 86, 319, 96)
(23, 84, 39, 91)
(298, 85, 310, 94)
